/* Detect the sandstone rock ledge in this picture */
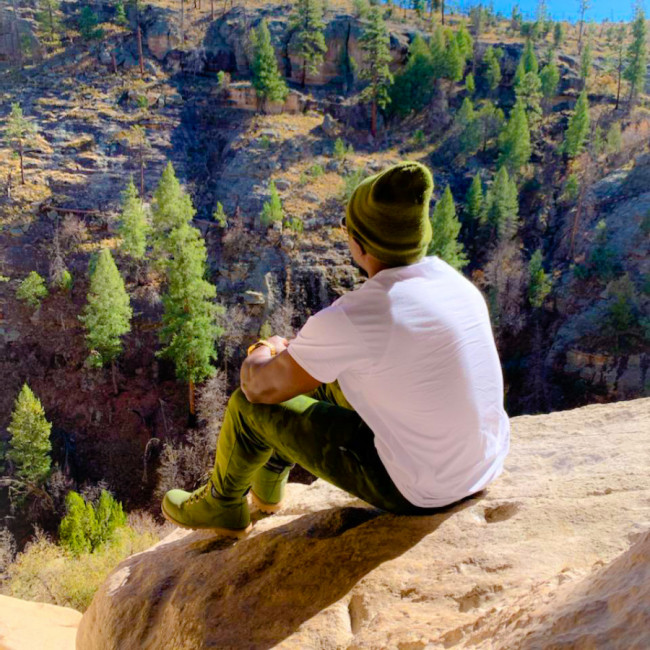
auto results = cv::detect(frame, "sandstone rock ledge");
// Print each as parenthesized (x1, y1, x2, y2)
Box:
(77, 398, 650, 649)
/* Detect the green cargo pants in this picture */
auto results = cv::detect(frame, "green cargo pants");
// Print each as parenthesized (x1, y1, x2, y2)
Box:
(210, 382, 438, 515)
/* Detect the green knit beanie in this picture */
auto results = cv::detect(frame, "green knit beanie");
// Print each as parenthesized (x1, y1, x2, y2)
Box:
(346, 161, 434, 266)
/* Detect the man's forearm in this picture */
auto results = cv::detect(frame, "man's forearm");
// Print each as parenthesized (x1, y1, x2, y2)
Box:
(240, 349, 275, 403)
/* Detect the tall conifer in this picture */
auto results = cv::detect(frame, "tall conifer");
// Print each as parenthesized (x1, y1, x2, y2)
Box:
(79, 249, 132, 392)
(483, 47, 502, 91)
(290, 0, 328, 87)
(7, 384, 52, 492)
(158, 224, 222, 415)
(466, 174, 484, 225)
(564, 90, 590, 158)
(118, 177, 149, 261)
(359, 6, 393, 136)
(428, 186, 468, 270)
(623, 8, 647, 106)
(251, 20, 289, 109)
(522, 39, 538, 74)
(483, 167, 520, 240)
(498, 100, 531, 174)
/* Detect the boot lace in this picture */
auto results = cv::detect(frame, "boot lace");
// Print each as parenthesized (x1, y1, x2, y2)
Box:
(187, 482, 209, 505)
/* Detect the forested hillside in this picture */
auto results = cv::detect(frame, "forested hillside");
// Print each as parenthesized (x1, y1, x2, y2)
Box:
(0, 0, 648, 609)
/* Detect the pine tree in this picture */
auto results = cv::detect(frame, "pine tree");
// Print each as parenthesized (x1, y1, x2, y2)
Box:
(93, 490, 127, 547)
(513, 59, 526, 88)
(466, 174, 484, 225)
(114, 0, 128, 27)
(483, 47, 502, 91)
(580, 38, 592, 84)
(35, 0, 63, 48)
(498, 100, 531, 175)
(4, 103, 39, 185)
(7, 384, 52, 491)
(79, 249, 132, 393)
(483, 167, 520, 240)
(476, 101, 505, 152)
(290, 0, 328, 87)
(455, 24, 473, 63)
(605, 122, 622, 154)
(260, 180, 284, 226)
(564, 90, 590, 158)
(623, 8, 647, 106)
(359, 6, 393, 137)
(118, 177, 149, 261)
(456, 97, 480, 154)
(442, 32, 464, 83)
(78, 6, 103, 41)
(390, 35, 435, 116)
(16, 271, 48, 309)
(250, 20, 289, 109)
(540, 59, 560, 99)
(465, 72, 476, 94)
(59, 491, 93, 555)
(151, 162, 195, 264)
(430, 26, 447, 78)
(427, 186, 468, 270)
(607, 24, 628, 110)
(577, 0, 590, 55)
(553, 21, 564, 48)
(522, 39, 538, 74)
(528, 248, 552, 308)
(158, 223, 222, 415)
(515, 70, 543, 127)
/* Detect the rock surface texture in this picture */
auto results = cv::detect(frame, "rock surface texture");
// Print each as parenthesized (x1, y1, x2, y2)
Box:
(77, 397, 650, 649)
(0, 594, 81, 650)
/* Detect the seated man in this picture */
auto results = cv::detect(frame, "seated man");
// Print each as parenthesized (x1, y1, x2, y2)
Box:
(162, 161, 511, 537)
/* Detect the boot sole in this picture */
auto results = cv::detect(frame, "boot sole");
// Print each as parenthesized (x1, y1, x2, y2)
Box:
(250, 490, 284, 514)
(161, 503, 252, 539)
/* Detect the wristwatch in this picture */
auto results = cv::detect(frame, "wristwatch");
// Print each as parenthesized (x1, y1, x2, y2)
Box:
(247, 340, 277, 357)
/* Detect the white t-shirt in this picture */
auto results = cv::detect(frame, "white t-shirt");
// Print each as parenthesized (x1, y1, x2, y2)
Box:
(287, 255, 510, 508)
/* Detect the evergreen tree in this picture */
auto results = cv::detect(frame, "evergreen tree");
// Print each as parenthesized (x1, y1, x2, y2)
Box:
(498, 100, 531, 174)
(7, 384, 52, 491)
(260, 180, 284, 226)
(513, 59, 526, 88)
(428, 186, 467, 270)
(483, 167, 520, 240)
(59, 492, 93, 556)
(79, 249, 132, 391)
(540, 59, 560, 99)
(118, 177, 149, 261)
(465, 173, 484, 224)
(158, 224, 222, 415)
(563, 90, 590, 158)
(522, 39, 539, 74)
(93, 490, 127, 547)
(456, 97, 480, 155)
(151, 162, 195, 263)
(515, 71, 543, 127)
(623, 8, 647, 106)
(465, 72, 476, 95)
(78, 6, 103, 41)
(528, 249, 552, 308)
(580, 38, 592, 84)
(606, 24, 628, 110)
(455, 24, 474, 63)
(553, 21, 564, 48)
(250, 20, 289, 109)
(390, 35, 435, 116)
(16, 271, 48, 309)
(35, 0, 63, 48)
(4, 103, 39, 185)
(483, 47, 502, 91)
(114, 0, 128, 27)
(442, 31, 464, 82)
(605, 122, 622, 154)
(359, 6, 393, 136)
(290, 0, 328, 87)
(430, 26, 447, 78)
(476, 101, 505, 152)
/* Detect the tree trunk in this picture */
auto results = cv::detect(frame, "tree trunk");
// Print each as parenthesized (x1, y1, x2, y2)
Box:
(137, 25, 144, 76)
(615, 65, 622, 110)
(578, 11, 585, 55)
(441, 0, 445, 26)
(18, 139, 25, 185)
(211, 0, 214, 20)
(111, 360, 118, 396)
(48, 3, 54, 41)
(111, 50, 118, 74)
(188, 379, 195, 415)
(371, 100, 377, 138)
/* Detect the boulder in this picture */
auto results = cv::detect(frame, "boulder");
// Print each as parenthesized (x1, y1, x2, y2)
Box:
(140, 5, 181, 61)
(0, 595, 81, 650)
(77, 397, 650, 649)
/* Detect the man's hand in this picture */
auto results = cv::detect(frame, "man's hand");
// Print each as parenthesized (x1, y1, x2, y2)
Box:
(240, 334, 321, 404)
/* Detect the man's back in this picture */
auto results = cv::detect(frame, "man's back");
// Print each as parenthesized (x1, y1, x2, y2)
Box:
(288, 255, 510, 508)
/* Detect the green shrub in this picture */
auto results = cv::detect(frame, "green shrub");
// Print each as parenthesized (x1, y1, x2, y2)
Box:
(260, 181, 283, 226)
(16, 271, 48, 308)
(212, 202, 227, 227)
(284, 216, 304, 233)
(333, 137, 353, 160)
(259, 135, 271, 150)
(5, 522, 162, 612)
(340, 168, 368, 204)
(309, 164, 324, 178)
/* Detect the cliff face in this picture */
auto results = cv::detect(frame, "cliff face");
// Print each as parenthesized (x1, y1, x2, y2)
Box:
(76, 397, 650, 649)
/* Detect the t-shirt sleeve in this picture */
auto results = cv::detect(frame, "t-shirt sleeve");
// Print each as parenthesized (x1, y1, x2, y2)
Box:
(287, 305, 365, 384)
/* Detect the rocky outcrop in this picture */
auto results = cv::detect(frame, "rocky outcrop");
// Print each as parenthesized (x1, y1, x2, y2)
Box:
(140, 5, 181, 61)
(0, 594, 81, 650)
(77, 397, 650, 649)
(0, 7, 42, 63)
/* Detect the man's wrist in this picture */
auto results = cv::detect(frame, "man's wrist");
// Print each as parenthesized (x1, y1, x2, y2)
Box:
(247, 340, 277, 357)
